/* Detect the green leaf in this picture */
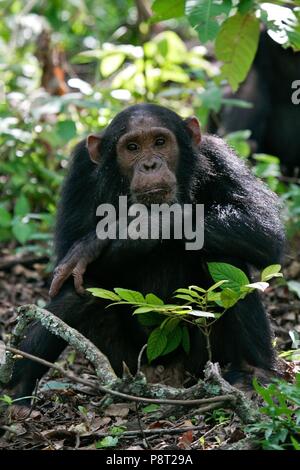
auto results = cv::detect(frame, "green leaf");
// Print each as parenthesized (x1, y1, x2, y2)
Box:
(0, 206, 12, 228)
(252, 378, 274, 406)
(152, 0, 185, 22)
(174, 294, 196, 302)
(188, 285, 206, 293)
(287, 281, 300, 299)
(222, 98, 253, 108)
(12, 219, 34, 244)
(225, 130, 252, 158)
(100, 52, 125, 78)
(110, 426, 127, 436)
(0, 395, 13, 405)
(86, 288, 121, 301)
(137, 312, 163, 327)
(147, 327, 168, 362)
(220, 288, 240, 309)
(14, 195, 30, 217)
(175, 288, 203, 298)
(187, 0, 232, 43)
(114, 288, 145, 303)
(161, 325, 182, 356)
(56, 120, 77, 144)
(133, 306, 156, 314)
(154, 32, 187, 64)
(215, 13, 260, 91)
(181, 326, 190, 354)
(207, 291, 221, 302)
(291, 436, 300, 450)
(208, 262, 249, 291)
(207, 280, 228, 292)
(199, 85, 222, 112)
(95, 436, 118, 449)
(161, 317, 180, 334)
(145, 293, 164, 305)
(261, 264, 282, 282)
(238, 0, 254, 14)
(142, 404, 160, 413)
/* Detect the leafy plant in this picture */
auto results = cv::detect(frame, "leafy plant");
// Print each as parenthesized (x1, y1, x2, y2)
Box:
(279, 330, 300, 362)
(246, 374, 300, 450)
(95, 436, 119, 449)
(152, 0, 300, 90)
(88, 263, 282, 363)
(0, 393, 35, 409)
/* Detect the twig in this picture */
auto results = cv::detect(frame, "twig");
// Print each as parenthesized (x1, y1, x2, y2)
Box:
(135, 402, 151, 449)
(191, 422, 226, 448)
(4, 345, 99, 389)
(0, 304, 259, 422)
(92, 424, 209, 439)
(0, 304, 116, 385)
(0, 425, 19, 434)
(137, 344, 147, 374)
(0, 255, 49, 270)
(4, 345, 233, 408)
(204, 362, 260, 423)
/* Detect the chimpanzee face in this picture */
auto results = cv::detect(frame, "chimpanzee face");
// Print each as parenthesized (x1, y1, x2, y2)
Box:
(86, 106, 201, 205)
(116, 115, 179, 204)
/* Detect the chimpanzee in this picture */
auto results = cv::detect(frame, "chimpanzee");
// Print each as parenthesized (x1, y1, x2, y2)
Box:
(209, 31, 300, 175)
(3, 104, 285, 400)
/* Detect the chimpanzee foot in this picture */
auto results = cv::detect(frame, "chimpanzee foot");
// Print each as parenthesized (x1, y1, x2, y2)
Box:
(224, 365, 279, 392)
(141, 363, 186, 387)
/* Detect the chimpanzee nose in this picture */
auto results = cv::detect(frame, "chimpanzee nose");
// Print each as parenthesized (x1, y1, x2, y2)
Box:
(140, 157, 162, 173)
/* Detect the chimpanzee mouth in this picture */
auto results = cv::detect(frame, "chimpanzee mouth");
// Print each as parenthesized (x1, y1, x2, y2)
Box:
(133, 187, 175, 204)
(142, 187, 170, 195)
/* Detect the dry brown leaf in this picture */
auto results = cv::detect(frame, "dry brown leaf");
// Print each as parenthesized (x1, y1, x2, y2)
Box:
(149, 420, 174, 429)
(177, 430, 194, 449)
(104, 403, 129, 418)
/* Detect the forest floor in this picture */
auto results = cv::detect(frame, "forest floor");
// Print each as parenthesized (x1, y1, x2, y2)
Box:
(0, 245, 299, 450)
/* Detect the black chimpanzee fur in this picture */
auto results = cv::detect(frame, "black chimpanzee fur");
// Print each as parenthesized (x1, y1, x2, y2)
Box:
(4, 104, 285, 400)
(209, 32, 300, 175)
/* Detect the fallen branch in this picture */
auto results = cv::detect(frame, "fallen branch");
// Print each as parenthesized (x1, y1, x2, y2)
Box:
(2, 345, 232, 409)
(0, 255, 49, 271)
(204, 362, 261, 423)
(0, 304, 116, 385)
(0, 304, 259, 422)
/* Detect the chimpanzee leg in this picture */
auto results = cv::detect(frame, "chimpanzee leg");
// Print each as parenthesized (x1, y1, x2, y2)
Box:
(6, 287, 147, 401)
(79, 305, 148, 376)
(185, 291, 274, 384)
(5, 284, 96, 401)
(213, 291, 275, 376)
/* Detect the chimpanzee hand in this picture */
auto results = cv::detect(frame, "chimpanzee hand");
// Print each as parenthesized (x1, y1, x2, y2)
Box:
(49, 234, 109, 298)
(49, 211, 175, 298)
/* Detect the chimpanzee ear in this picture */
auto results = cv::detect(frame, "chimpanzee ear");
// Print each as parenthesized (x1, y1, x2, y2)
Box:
(184, 116, 201, 146)
(86, 134, 102, 164)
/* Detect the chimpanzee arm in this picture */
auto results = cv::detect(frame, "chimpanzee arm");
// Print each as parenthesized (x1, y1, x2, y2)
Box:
(49, 217, 163, 297)
(203, 203, 284, 268)
(49, 233, 109, 297)
(196, 135, 285, 268)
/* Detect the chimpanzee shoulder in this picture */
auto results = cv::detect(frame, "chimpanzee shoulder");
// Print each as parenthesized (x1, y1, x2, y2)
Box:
(196, 134, 280, 203)
(54, 140, 99, 261)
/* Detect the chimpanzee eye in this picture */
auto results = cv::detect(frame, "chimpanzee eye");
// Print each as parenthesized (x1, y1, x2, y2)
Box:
(155, 137, 165, 146)
(127, 142, 139, 151)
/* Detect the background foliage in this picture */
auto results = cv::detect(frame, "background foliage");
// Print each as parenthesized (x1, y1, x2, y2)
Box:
(0, 0, 299, 251)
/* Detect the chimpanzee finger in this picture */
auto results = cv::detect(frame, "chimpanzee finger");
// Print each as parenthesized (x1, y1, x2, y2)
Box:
(49, 263, 75, 298)
(72, 259, 88, 295)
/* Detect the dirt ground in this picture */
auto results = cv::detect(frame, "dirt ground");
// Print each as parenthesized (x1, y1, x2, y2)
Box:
(0, 246, 299, 450)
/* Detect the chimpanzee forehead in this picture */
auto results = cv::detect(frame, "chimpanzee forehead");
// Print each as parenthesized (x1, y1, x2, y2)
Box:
(127, 112, 163, 131)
